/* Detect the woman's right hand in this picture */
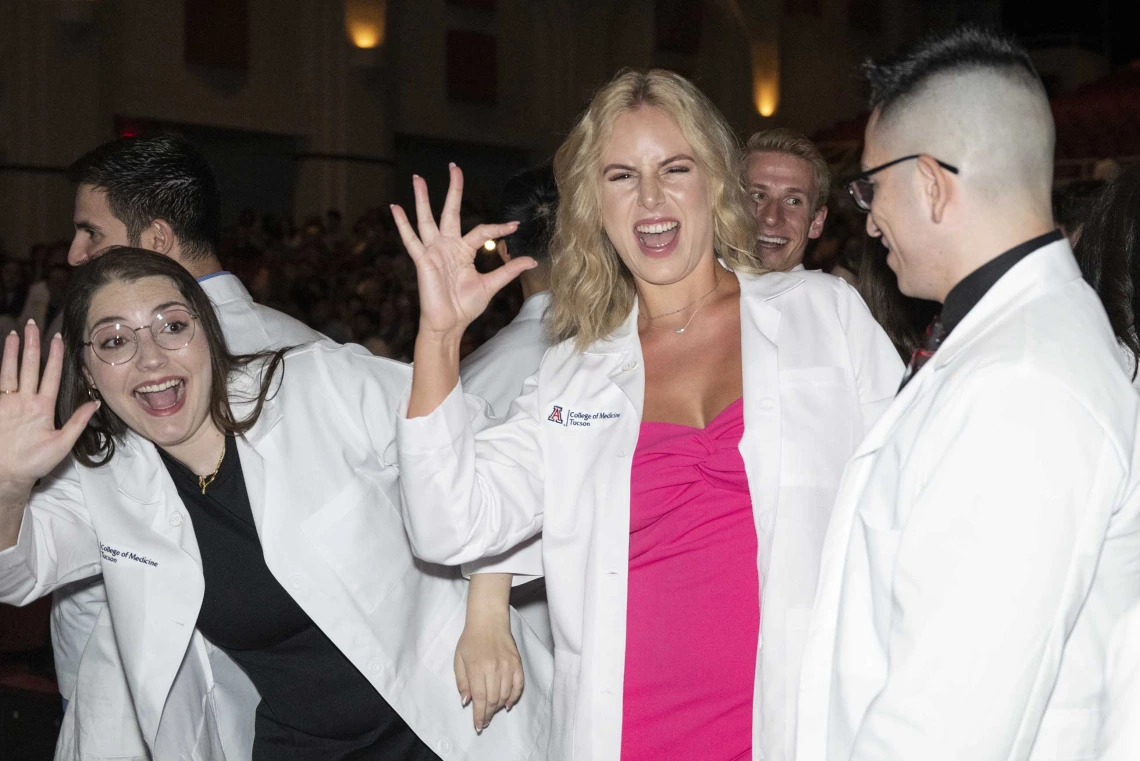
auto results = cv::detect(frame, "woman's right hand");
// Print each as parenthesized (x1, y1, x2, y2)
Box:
(390, 164, 536, 340)
(0, 322, 98, 504)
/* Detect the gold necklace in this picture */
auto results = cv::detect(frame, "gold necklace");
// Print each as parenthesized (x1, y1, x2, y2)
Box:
(198, 441, 226, 495)
(639, 269, 721, 335)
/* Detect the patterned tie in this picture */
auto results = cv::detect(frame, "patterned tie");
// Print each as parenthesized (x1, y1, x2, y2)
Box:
(898, 316, 946, 392)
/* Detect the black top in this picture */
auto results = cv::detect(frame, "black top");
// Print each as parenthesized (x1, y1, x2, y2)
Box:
(158, 437, 438, 761)
(941, 229, 1064, 335)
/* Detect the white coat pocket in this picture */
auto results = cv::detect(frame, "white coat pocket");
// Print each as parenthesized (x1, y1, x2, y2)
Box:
(305, 480, 414, 613)
(778, 366, 856, 485)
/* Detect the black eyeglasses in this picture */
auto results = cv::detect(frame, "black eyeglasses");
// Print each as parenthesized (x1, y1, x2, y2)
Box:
(843, 155, 959, 212)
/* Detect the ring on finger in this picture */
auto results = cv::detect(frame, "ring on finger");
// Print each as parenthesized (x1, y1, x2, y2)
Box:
(0, 388, 16, 394)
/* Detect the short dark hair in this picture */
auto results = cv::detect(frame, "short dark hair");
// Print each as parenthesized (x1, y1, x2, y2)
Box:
(1074, 164, 1140, 378)
(69, 135, 221, 262)
(59, 247, 285, 467)
(1053, 180, 1107, 237)
(865, 26, 1041, 114)
(500, 164, 558, 265)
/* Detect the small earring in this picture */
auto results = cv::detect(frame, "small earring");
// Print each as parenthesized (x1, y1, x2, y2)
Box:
(87, 385, 101, 402)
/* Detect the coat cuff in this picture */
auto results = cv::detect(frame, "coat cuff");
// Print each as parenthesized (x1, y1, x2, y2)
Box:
(0, 505, 35, 572)
(396, 381, 472, 453)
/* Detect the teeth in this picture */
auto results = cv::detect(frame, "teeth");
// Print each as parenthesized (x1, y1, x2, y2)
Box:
(757, 235, 789, 245)
(136, 379, 181, 394)
(635, 221, 679, 234)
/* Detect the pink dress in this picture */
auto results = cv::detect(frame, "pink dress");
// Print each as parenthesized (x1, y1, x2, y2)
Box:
(621, 397, 759, 761)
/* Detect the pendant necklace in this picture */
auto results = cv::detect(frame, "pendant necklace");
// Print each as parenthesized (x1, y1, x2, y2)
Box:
(639, 268, 721, 335)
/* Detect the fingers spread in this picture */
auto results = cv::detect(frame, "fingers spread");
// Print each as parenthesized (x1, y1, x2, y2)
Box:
(390, 205, 425, 260)
(0, 331, 18, 394)
(461, 221, 519, 252)
(439, 164, 465, 238)
(58, 400, 99, 450)
(412, 175, 439, 245)
(18, 321, 40, 395)
(483, 256, 539, 299)
(38, 334, 64, 402)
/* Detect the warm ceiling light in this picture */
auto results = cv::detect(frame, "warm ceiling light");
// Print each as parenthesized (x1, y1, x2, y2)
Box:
(751, 40, 780, 118)
(346, 0, 386, 49)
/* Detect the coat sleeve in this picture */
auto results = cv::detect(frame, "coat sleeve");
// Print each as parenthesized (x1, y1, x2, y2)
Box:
(396, 376, 545, 567)
(835, 279, 904, 430)
(0, 460, 100, 606)
(849, 367, 1122, 761)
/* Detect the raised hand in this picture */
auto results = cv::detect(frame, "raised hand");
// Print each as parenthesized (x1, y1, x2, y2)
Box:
(391, 164, 537, 338)
(0, 322, 99, 504)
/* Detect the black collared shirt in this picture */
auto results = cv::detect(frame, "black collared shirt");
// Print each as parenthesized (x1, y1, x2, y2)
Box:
(941, 230, 1064, 335)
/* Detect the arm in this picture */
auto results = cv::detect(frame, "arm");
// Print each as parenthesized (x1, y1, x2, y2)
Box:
(849, 369, 1117, 760)
(0, 323, 100, 602)
(455, 573, 523, 733)
(835, 280, 905, 429)
(389, 165, 536, 420)
(389, 168, 546, 564)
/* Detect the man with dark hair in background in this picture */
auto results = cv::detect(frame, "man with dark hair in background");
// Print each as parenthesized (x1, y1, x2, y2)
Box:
(796, 28, 1140, 761)
(54, 134, 323, 759)
(744, 128, 830, 272)
(456, 165, 559, 671)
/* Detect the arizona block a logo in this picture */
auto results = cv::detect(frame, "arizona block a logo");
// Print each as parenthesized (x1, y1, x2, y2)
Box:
(548, 405, 564, 424)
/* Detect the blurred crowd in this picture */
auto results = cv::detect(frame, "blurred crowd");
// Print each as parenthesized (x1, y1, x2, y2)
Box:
(1, 205, 526, 363)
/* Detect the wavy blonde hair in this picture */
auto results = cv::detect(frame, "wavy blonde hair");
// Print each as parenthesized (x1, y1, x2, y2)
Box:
(549, 69, 762, 349)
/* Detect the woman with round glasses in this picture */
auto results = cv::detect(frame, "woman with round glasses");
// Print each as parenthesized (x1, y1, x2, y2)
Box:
(0, 248, 551, 761)
(392, 70, 903, 761)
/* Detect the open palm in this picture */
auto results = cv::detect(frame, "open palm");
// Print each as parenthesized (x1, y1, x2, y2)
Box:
(0, 322, 98, 497)
(391, 164, 536, 337)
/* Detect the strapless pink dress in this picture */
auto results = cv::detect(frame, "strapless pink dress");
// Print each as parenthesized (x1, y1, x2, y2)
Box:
(621, 397, 759, 761)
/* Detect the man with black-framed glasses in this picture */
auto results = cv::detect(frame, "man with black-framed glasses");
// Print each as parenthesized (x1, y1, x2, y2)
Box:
(797, 26, 1140, 761)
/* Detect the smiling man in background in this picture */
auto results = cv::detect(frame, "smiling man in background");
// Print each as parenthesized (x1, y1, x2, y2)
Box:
(744, 128, 830, 272)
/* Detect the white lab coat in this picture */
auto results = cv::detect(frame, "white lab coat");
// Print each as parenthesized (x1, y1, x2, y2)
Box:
(2, 341, 554, 760)
(396, 269, 904, 761)
(796, 239, 1140, 761)
(1099, 599, 1140, 760)
(460, 291, 555, 650)
(49, 272, 324, 760)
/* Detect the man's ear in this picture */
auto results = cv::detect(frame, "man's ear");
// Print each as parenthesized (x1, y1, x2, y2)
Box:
(916, 155, 953, 225)
(139, 219, 177, 255)
(808, 205, 828, 239)
(497, 239, 511, 265)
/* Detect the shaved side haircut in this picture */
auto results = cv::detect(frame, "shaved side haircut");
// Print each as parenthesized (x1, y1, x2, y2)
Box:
(864, 27, 1055, 213)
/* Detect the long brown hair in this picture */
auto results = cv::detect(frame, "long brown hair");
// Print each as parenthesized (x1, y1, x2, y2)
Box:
(58, 247, 287, 467)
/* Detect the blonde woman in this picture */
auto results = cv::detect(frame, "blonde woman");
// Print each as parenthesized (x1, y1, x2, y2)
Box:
(391, 70, 903, 761)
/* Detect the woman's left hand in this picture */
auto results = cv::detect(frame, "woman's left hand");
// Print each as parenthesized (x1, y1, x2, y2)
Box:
(454, 573, 524, 732)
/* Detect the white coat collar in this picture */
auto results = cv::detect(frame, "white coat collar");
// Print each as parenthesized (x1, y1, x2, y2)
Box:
(852, 238, 1080, 460)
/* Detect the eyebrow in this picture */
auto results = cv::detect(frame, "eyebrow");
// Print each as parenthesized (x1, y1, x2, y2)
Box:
(88, 301, 190, 331)
(749, 182, 812, 196)
(74, 220, 100, 232)
(602, 153, 696, 174)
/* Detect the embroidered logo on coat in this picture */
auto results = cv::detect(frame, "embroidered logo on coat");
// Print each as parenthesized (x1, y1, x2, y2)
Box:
(546, 406, 621, 428)
(100, 543, 159, 567)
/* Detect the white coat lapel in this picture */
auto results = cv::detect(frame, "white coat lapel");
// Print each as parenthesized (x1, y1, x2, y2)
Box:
(102, 436, 207, 746)
(586, 301, 646, 418)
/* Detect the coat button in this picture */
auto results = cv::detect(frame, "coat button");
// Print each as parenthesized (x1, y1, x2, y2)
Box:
(438, 738, 453, 755)
(621, 360, 638, 371)
(369, 661, 382, 674)
(759, 398, 776, 411)
(289, 573, 307, 591)
(168, 513, 183, 527)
